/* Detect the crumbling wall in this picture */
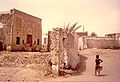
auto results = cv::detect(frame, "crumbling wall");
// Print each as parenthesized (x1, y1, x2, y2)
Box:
(0, 28, 5, 43)
(0, 52, 51, 67)
(87, 37, 120, 49)
(67, 32, 80, 69)
(0, 28, 4, 51)
(59, 29, 66, 67)
(48, 28, 60, 76)
(59, 30, 80, 69)
(0, 13, 12, 50)
(48, 27, 80, 75)
(0, 52, 52, 76)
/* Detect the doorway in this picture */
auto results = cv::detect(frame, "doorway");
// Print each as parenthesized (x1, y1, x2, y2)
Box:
(0, 41, 3, 51)
(27, 34, 32, 47)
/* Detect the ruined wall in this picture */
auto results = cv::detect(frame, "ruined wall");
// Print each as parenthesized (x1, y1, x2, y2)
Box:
(0, 13, 12, 50)
(48, 28, 80, 75)
(0, 52, 51, 67)
(67, 32, 80, 69)
(58, 30, 80, 69)
(48, 28, 60, 76)
(0, 28, 5, 51)
(0, 28, 5, 43)
(87, 37, 120, 49)
(11, 9, 42, 51)
(0, 52, 52, 76)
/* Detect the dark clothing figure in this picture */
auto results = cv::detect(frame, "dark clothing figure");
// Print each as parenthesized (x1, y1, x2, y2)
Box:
(95, 55, 103, 76)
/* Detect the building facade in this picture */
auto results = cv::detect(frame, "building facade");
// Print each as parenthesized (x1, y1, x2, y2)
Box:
(48, 27, 80, 75)
(0, 9, 42, 51)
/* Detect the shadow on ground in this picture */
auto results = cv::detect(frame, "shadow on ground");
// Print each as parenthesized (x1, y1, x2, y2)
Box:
(99, 74, 107, 77)
(75, 54, 88, 74)
(59, 54, 88, 77)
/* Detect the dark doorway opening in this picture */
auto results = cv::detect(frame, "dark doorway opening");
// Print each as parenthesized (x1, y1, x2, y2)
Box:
(37, 39, 39, 45)
(16, 37, 20, 45)
(27, 34, 32, 47)
(0, 41, 3, 51)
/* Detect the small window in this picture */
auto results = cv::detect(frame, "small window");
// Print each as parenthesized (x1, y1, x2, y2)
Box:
(16, 37, 20, 45)
(37, 39, 39, 45)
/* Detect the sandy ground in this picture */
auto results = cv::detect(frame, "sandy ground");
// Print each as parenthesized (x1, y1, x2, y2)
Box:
(46, 49, 120, 81)
(0, 49, 120, 81)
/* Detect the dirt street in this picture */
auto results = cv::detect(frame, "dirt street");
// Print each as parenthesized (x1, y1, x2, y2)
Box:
(0, 49, 120, 81)
(46, 49, 120, 81)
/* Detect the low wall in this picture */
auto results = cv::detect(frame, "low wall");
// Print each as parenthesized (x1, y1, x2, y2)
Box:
(0, 52, 51, 67)
(87, 37, 120, 49)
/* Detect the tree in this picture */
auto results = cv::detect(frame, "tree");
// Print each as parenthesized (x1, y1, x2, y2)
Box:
(90, 32, 97, 37)
(64, 22, 81, 33)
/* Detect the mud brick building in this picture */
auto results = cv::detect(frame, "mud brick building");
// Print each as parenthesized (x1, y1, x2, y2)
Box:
(77, 32, 88, 50)
(0, 9, 42, 51)
(48, 27, 80, 75)
(105, 33, 120, 39)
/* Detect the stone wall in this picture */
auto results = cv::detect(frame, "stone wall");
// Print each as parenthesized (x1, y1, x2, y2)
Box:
(0, 9, 42, 51)
(48, 27, 80, 75)
(48, 28, 61, 76)
(0, 52, 51, 67)
(87, 37, 120, 49)
(0, 12, 12, 50)
(11, 9, 42, 51)
(0, 52, 52, 76)
(0, 28, 5, 51)
(0, 28, 5, 43)
(66, 32, 80, 69)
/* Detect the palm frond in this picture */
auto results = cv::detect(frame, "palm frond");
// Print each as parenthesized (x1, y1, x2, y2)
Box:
(73, 25, 81, 32)
(68, 22, 78, 33)
(65, 23, 70, 32)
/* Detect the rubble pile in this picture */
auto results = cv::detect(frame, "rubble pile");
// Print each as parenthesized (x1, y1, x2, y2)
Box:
(0, 52, 52, 76)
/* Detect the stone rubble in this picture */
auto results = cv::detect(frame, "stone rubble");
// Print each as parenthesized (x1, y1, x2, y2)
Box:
(0, 52, 52, 76)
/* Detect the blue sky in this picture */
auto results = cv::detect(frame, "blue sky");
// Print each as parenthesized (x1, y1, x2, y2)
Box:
(0, 0, 120, 36)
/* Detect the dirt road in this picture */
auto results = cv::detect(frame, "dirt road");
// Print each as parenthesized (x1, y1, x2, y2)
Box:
(0, 49, 120, 81)
(46, 49, 120, 81)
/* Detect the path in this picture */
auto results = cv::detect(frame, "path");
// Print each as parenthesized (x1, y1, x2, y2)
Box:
(0, 49, 120, 81)
(46, 49, 120, 81)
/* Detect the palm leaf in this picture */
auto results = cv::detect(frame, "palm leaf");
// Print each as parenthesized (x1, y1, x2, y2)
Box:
(68, 22, 78, 33)
(73, 25, 81, 32)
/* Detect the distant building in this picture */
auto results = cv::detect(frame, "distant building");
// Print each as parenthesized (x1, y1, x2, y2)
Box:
(77, 31, 88, 37)
(42, 33, 48, 51)
(105, 33, 120, 39)
(77, 32, 88, 50)
(0, 9, 42, 51)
